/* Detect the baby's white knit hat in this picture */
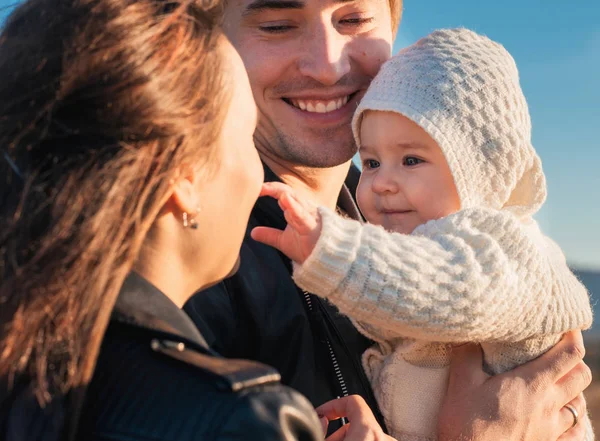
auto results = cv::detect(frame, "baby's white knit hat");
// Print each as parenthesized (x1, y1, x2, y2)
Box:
(352, 28, 546, 218)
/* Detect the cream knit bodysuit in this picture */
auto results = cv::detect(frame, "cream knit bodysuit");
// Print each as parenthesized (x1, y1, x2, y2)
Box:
(291, 29, 594, 441)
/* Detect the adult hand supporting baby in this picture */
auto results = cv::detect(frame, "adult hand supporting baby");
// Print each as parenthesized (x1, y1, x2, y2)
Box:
(317, 395, 396, 441)
(438, 331, 591, 441)
(251, 182, 322, 263)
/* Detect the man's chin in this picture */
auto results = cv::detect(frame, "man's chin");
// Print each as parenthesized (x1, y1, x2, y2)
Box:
(278, 138, 357, 169)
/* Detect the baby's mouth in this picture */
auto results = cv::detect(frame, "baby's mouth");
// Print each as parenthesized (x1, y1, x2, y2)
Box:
(382, 209, 413, 214)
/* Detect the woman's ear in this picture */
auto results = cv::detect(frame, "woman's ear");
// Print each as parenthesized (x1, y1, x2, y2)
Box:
(170, 167, 202, 215)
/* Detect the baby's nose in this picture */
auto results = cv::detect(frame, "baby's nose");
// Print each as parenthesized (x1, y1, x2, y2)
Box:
(372, 171, 400, 194)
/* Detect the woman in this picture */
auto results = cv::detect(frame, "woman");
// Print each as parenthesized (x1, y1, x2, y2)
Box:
(0, 0, 334, 439)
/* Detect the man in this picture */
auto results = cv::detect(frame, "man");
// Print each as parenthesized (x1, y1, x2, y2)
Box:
(185, 0, 591, 438)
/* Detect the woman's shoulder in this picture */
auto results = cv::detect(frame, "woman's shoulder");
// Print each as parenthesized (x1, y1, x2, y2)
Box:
(78, 321, 321, 441)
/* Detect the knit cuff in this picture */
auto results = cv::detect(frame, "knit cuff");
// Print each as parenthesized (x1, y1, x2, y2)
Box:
(293, 207, 363, 298)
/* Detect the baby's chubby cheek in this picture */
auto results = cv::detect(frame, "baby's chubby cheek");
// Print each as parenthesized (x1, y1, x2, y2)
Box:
(356, 179, 379, 224)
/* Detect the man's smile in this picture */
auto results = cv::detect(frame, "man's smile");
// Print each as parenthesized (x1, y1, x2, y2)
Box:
(283, 94, 353, 113)
(278, 90, 362, 126)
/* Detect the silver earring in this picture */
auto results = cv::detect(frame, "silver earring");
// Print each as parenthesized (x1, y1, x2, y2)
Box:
(183, 207, 201, 229)
(190, 206, 201, 229)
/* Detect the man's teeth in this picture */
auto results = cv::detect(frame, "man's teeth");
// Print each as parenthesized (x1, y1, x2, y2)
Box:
(290, 96, 350, 113)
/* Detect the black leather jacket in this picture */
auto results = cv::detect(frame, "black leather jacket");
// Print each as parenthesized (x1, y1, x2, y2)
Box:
(184, 163, 386, 433)
(1, 273, 320, 441)
(75, 273, 322, 441)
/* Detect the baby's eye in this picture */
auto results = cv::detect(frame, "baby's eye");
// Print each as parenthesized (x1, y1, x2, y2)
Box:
(403, 156, 424, 167)
(363, 159, 380, 169)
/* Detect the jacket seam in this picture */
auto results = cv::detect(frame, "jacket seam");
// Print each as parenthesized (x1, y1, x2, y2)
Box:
(85, 430, 178, 441)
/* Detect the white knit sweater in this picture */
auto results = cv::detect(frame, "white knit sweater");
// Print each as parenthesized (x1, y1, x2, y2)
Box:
(293, 206, 593, 441)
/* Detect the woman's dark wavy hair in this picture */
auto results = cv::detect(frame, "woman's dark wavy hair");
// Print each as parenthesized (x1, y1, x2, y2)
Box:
(0, 0, 228, 419)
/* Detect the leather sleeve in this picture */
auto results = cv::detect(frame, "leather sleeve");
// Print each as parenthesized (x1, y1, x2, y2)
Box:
(216, 384, 323, 441)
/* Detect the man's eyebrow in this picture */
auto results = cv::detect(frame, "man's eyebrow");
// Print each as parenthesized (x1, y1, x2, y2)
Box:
(242, 0, 358, 16)
(243, 0, 305, 15)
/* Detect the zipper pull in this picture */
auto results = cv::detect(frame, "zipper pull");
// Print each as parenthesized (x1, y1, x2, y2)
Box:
(337, 396, 348, 426)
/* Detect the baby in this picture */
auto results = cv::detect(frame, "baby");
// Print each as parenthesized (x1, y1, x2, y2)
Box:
(251, 28, 593, 441)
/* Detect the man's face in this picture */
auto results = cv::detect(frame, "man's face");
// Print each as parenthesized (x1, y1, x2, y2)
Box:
(224, 0, 393, 168)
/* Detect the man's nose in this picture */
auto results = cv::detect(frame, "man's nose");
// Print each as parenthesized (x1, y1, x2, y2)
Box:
(297, 22, 351, 86)
(371, 169, 399, 194)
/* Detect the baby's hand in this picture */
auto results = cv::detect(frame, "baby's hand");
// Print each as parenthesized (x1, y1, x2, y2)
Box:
(251, 182, 322, 264)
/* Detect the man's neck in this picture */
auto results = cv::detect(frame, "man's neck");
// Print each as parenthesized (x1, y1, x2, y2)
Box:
(261, 153, 352, 210)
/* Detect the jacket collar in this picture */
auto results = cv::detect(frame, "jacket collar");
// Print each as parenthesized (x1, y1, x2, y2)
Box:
(112, 272, 209, 350)
(255, 162, 364, 228)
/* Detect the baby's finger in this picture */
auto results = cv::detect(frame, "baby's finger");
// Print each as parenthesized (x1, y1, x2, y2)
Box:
(284, 192, 319, 233)
(283, 206, 301, 230)
(288, 188, 317, 210)
(259, 182, 294, 200)
(276, 191, 310, 228)
(316, 395, 373, 423)
(250, 226, 284, 251)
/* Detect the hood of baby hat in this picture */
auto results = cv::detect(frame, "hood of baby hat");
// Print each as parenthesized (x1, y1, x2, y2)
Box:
(352, 28, 547, 218)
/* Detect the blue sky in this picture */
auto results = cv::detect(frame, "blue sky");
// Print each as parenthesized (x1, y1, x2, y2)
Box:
(1, 0, 599, 268)
(390, 0, 600, 269)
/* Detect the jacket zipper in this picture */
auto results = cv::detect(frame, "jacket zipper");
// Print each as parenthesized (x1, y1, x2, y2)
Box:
(326, 339, 348, 397)
(318, 300, 387, 432)
(303, 291, 349, 424)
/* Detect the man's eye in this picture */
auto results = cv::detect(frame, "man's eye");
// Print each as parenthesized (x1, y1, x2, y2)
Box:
(258, 24, 295, 33)
(340, 17, 374, 26)
(403, 156, 424, 167)
(363, 159, 380, 169)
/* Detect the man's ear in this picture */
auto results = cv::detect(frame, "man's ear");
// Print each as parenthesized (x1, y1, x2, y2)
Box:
(170, 167, 201, 215)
